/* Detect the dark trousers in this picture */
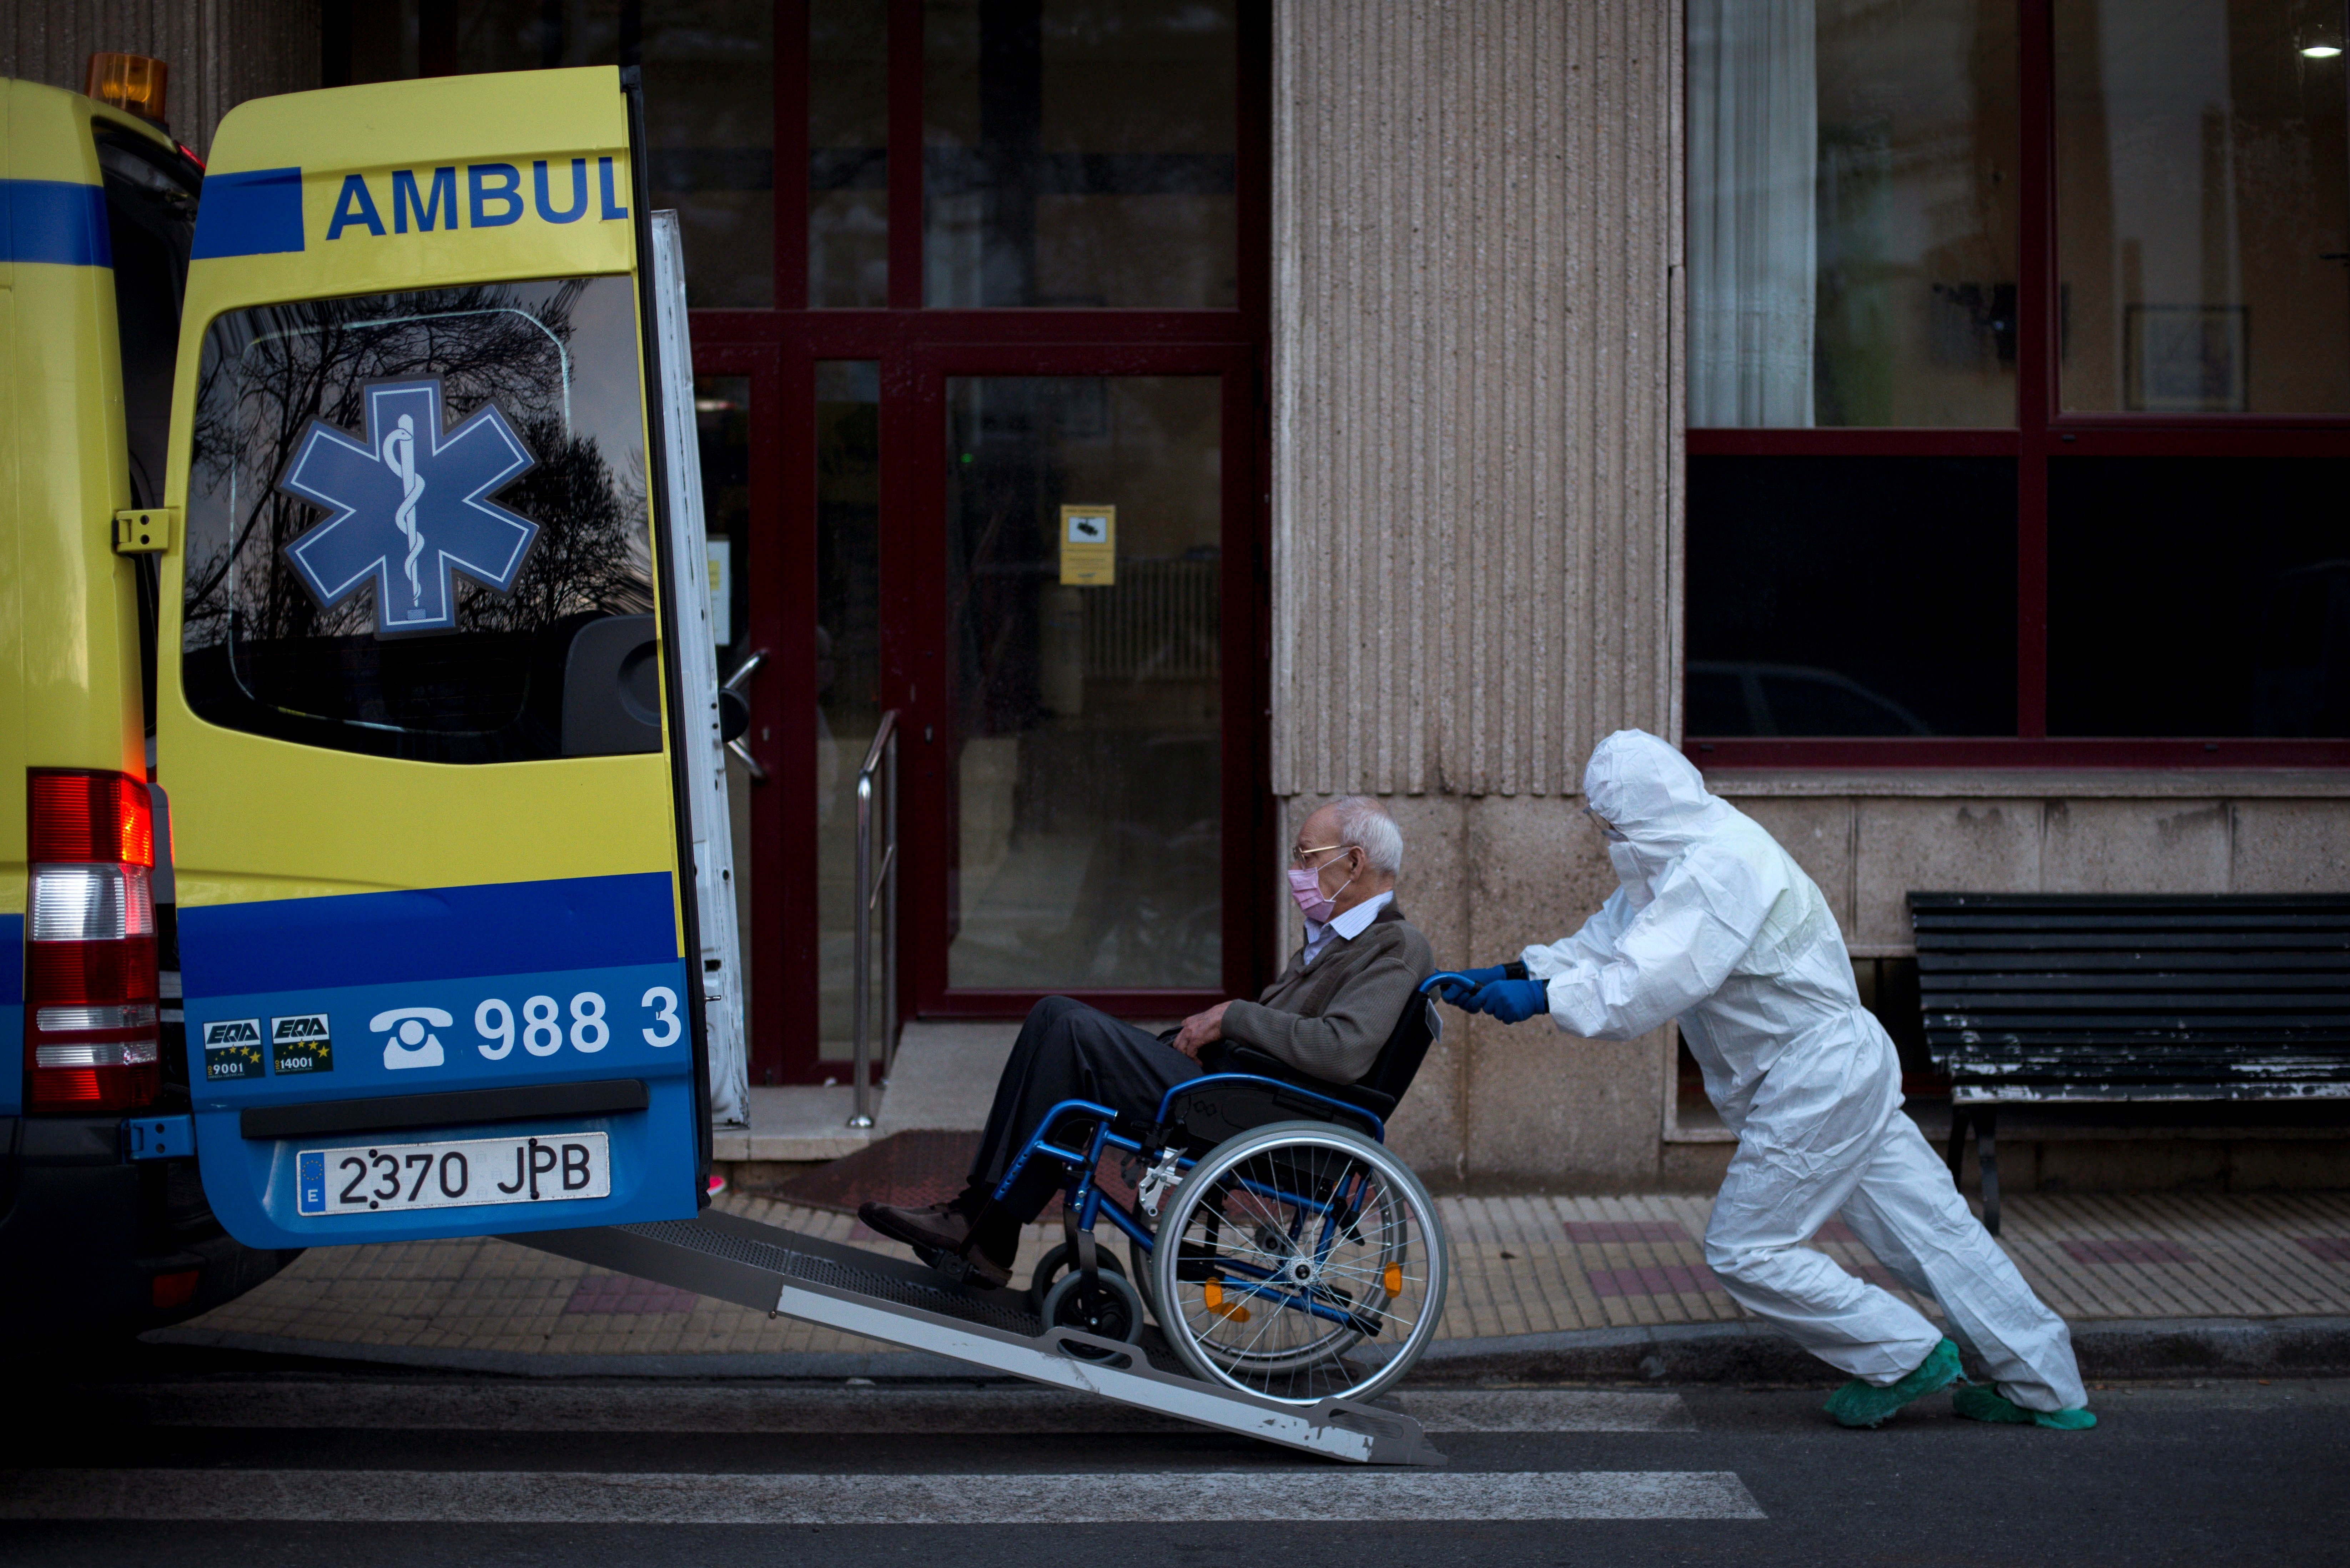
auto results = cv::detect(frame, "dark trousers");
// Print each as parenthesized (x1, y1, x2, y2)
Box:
(966, 995, 1203, 1224)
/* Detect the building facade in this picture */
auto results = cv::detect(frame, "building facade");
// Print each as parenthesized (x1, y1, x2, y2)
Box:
(14, 0, 2346, 1189)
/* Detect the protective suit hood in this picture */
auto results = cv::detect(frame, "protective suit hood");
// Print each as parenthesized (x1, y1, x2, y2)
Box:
(1583, 729, 1735, 899)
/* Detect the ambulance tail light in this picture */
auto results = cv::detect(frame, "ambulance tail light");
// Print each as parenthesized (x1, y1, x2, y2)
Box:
(25, 771, 160, 1112)
(84, 53, 170, 130)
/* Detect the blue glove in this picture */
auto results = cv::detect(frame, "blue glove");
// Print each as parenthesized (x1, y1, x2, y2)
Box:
(1471, 978, 1549, 1024)
(1425, 964, 1510, 1005)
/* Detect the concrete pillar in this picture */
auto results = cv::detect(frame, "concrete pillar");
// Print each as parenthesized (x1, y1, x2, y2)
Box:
(1270, 1, 1684, 1184)
(5, 1, 320, 156)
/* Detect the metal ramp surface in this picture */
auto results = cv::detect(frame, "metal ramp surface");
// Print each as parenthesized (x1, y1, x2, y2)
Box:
(515, 1209, 1443, 1465)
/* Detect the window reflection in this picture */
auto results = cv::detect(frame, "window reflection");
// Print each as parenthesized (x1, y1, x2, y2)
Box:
(923, 0, 1239, 308)
(946, 377, 1222, 988)
(1687, 0, 2019, 427)
(2056, 0, 2350, 413)
(2049, 459, 2350, 736)
(812, 0, 890, 307)
(1686, 456, 2018, 735)
(368, 0, 778, 309)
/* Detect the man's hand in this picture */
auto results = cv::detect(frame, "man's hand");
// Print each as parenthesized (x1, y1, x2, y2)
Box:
(1171, 1000, 1233, 1060)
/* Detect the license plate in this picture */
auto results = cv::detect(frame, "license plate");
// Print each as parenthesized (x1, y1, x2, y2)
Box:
(296, 1132, 611, 1216)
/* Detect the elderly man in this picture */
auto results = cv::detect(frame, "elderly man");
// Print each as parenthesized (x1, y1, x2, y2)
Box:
(862, 795, 1435, 1289)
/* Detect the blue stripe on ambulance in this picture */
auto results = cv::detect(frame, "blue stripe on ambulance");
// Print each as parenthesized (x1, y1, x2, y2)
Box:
(188, 167, 305, 259)
(0, 915, 21, 1116)
(180, 873, 696, 1247)
(0, 179, 112, 266)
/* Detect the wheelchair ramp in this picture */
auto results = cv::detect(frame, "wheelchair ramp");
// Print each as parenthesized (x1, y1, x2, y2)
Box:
(513, 1209, 1443, 1466)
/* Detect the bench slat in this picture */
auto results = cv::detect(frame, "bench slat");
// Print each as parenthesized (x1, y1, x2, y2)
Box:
(1908, 891, 2350, 1106)
(1913, 931, 2350, 953)
(1920, 952, 2350, 972)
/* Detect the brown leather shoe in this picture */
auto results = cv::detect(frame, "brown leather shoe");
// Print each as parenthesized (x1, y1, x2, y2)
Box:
(859, 1201, 1013, 1290)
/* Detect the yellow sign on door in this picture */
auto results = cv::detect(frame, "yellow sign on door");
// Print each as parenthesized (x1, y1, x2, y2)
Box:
(1059, 504, 1116, 586)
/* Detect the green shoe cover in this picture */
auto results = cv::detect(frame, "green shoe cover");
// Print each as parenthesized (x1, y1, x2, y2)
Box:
(1822, 1337, 1964, 1429)
(1952, 1384, 2097, 1430)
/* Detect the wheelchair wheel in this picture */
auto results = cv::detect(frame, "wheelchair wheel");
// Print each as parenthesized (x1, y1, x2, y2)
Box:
(1040, 1267, 1148, 1361)
(1149, 1119, 1447, 1406)
(1026, 1240, 1127, 1318)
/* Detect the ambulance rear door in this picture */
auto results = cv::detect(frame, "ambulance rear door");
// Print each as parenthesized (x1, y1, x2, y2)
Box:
(158, 68, 710, 1247)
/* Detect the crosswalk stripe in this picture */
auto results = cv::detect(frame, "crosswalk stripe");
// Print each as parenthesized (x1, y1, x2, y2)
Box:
(80, 1383, 1694, 1435)
(0, 1469, 1766, 1524)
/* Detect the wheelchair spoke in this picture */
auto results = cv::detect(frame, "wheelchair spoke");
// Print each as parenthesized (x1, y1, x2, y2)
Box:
(1152, 1125, 1447, 1406)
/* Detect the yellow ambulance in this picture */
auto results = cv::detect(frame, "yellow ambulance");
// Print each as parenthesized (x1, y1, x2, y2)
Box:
(4, 57, 711, 1335)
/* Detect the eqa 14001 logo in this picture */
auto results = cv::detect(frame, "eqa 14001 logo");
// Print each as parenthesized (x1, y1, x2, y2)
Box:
(271, 1013, 334, 1075)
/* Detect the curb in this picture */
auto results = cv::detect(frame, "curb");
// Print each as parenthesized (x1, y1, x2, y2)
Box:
(1410, 1315, 2350, 1386)
(142, 1315, 2350, 1385)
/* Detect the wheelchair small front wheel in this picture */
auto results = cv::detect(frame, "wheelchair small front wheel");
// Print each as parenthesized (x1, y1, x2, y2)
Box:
(1040, 1267, 1148, 1360)
(1026, 1240, 1127, 1317)
(1150, 1120, 1448, 1406)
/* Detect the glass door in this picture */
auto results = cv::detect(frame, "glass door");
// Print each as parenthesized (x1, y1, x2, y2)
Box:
(900, 349, 1264, 1017)
(943, 374, 1225, 990)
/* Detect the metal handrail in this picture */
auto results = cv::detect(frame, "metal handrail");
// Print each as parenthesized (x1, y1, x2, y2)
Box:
(849, 709, 900, 1129)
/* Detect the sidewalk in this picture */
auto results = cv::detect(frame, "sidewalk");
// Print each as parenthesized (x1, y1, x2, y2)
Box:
(156, 1186, 2350, 1381)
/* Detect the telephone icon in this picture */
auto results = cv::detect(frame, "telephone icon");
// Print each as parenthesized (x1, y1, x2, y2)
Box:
(372, 1006, 452, 1071)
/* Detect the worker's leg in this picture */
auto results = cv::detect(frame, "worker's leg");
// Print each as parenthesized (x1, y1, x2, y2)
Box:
(1837, 1114, 2088, 1414)
(1704, 1134, 1944, 1385)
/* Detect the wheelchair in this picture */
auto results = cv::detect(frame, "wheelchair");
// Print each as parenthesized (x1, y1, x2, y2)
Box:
(993, 976, 1454, 1407)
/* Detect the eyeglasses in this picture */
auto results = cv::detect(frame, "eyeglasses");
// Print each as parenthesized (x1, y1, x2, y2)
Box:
(1289, 842, 1353, 869)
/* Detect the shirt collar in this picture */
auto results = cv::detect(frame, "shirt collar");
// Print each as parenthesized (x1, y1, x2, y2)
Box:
(1305, 889, 1393, 950)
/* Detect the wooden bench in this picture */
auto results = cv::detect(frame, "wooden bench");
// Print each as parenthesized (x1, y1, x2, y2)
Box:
(1909, 892, 2350, 1234)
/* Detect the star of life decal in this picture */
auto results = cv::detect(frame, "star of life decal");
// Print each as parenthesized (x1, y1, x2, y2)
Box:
(276, 378, 540, 635)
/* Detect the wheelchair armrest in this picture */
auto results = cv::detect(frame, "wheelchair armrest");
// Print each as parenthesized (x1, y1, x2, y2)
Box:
(1203, 1043, 1399, 1118)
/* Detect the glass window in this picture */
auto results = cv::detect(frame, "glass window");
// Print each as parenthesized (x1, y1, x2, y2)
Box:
(419, 0, 776, 308)
(641, 1, 777, 308)
(923, 0, 1238, 308)
(1686, 456, 2017, 735)
(2056, 0, 2350, 413)
(1688, 0, 2020, 426)
(815, 363, 884, 1054)
(946, 377, 1222, 988)
(812, 0, 891, 307)
(181, 277, 656, 763)
(2049, 458, 2350, 735)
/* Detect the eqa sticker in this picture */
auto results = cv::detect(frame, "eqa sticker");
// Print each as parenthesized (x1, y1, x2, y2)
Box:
(201, 1018, 264, 1082)
(270, 1013, 335, 1075)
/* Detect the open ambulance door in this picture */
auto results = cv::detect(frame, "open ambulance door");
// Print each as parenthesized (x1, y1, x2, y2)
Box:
(158, 68, 710, 1247)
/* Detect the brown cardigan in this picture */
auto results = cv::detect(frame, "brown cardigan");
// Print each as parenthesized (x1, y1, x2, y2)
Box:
(1218, 902, 1436, 1083)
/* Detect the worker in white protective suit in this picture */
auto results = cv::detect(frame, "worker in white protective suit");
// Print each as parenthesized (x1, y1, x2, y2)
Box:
(1436, 730, 2093, 1430)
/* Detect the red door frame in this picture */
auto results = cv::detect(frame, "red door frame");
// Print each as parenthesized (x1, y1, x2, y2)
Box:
(1686, 0, 2350, 771)
(694, 0, 1275, 1082)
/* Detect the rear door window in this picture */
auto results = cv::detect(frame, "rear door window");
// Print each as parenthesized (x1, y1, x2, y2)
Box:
(180, 275, 655, 763)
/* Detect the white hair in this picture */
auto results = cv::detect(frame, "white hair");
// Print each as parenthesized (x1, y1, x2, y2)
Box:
(1328, 795, 1403, 877)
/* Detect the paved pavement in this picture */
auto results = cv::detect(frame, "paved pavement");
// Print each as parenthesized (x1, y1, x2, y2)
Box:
(153, 1187, 2350, 1372)
(4, 1371, 2345, 1563)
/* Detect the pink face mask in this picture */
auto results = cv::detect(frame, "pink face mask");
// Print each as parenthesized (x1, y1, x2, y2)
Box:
(1288, 858, 1355, 924)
